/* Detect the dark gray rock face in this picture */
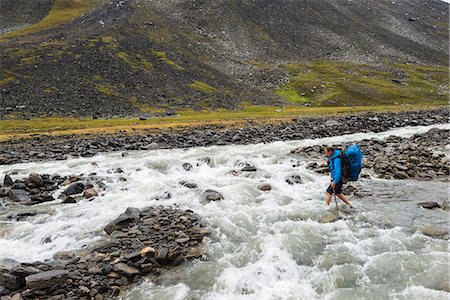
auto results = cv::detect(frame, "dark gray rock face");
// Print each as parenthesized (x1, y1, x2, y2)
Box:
(104, 207, 141, 234)
(25, 270, 68, 290)
(3, 175, 13, 186)
(62, 182, 85, 196)
(7, 189, 30, 202)
(418, 202, 441, 209)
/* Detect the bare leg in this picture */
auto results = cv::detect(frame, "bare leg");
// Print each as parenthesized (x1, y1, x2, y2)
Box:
(336, 194, 353, 207)
(325, 192, 332, 207)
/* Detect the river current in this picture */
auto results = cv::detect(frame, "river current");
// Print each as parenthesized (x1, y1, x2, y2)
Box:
(1, 124, 449, 300)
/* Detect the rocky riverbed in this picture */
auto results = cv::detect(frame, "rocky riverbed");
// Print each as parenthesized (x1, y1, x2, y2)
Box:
(1, 108, 448, 165)
(0, 206, 210, 299)
(292, 128, 449, 181)
(0, 112, 449, 300)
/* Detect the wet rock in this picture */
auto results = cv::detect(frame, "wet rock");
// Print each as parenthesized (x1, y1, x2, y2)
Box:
(62, 182, 85, 196)
(394, 171, 408, 179)
(197, 157, 212, 167)
(202, 189, 224, 201)
(10, 265, 41, 277)
(6, 210, 36, 221)
(104, 207, 141, 234)
(342, 185, 357, 196)
(28, 173, 44, 187)
(0, 271, 25, 290)
(25, 270, 68, 290)
(182, 163, 193, 171)
(417, 202, 440, 209)
(3, 175, 13, 186)
(185, 247, 202, 259)
(83, 188, 98, 199)
(320, 213, 338, 223)
(420, 227, 448, 240)
(156, 248, 169, 260)
(7, 189, 30, 202)
(61, 196, 77, 204)
(114, 263, 139, 276)
(179, 180, 198, 189)
(286, 174, 303, 185)
(257, 183, 272, 191)
(240, 162, 257, 172)
(0, 187, 9, 196)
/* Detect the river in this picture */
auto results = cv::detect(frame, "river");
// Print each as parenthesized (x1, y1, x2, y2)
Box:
(1, 124, 449, 300)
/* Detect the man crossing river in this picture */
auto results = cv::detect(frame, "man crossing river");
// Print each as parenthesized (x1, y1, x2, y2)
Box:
(324, 145, 354, 209)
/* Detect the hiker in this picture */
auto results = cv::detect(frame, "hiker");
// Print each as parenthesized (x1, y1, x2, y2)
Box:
(324, 145, 353, 209)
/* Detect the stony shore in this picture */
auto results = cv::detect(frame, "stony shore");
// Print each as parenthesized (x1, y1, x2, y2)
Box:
(0, 206, 210, 299)
(1, 108, 448, 165)
(292, 128, 449, 181)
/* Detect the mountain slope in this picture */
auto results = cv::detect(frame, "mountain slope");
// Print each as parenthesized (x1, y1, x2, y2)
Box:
(0, 0, 448, 118)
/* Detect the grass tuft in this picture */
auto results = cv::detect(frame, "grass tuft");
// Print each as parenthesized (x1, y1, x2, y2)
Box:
(190, 81, 217, 94)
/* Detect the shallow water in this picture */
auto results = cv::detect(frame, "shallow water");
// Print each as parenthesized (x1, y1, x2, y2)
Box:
(0, 123, 449, 299)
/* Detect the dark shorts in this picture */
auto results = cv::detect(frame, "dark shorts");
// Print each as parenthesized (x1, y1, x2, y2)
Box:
(326, 181, 343, 195)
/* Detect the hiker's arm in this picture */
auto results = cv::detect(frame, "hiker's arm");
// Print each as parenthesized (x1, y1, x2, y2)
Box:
(333, 157, 342, 184)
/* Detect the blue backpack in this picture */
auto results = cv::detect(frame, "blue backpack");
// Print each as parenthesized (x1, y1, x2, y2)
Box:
(340, 144, 363, 183)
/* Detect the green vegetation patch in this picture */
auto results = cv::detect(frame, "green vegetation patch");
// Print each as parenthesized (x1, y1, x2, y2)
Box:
(190, 80, 217, 94)
(152, 51, 184, 70)
(116, 52, 153, 73)
(276, 61, 449, 106)
(95, 84, 119, 97)
(0, 75, 17, 86)
(0, 0, 93, 39)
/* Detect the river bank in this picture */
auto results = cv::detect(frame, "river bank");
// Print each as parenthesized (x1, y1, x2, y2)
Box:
(1, 108, 448, 165)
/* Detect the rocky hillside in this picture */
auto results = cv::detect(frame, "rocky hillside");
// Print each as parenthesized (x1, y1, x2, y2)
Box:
(0, 0, 448, 118)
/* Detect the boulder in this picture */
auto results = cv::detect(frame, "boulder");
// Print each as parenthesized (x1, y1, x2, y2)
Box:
(104, 208, 141, 234)
(420, 227, 448, 240)
(0, 187, 9, 196)
(320, 213, 338, 223)
(417, 202, 440, 209)
(182, 163, 193, 171)
(257, 183, 272, 191)
(7, 210, 36, 221)
(83, 188, 98, 199)
(179, 181, 198, 189)
(7, 189, 31, 202)
(25, 270, 68, 290)
(286, 174, 303, 185)
(62, 182, 85, 196)
(394, 171, 408, 179)
(240, 162, 257, 172)
(61, 196, 77, 204)
(185, 247, 202, 259)
(0, 272, 25, 290)
(114, 263, 139, 276)
(3, 175, 13, 186)
(202, 189, 224, 201)
(28, 173, 44, 187)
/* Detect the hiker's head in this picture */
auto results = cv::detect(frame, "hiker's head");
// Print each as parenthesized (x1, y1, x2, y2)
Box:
(324, 146, 334, 157)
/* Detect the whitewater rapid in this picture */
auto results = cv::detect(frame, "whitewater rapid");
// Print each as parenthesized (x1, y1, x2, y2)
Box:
(0, 123, 449, 300)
